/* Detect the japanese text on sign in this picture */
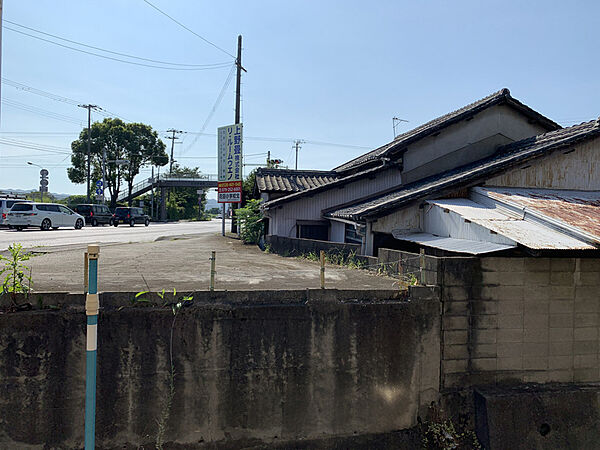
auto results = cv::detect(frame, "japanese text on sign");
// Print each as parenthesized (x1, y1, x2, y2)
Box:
(217, 124, 243, 203)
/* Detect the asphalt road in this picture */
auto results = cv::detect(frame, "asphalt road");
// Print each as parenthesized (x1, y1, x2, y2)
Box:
(0, 219, 226, 252)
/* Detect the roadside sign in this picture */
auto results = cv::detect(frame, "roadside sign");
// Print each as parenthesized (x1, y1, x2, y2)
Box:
(217, 123, 243, 203)
(40, 169, 49, 177)
(40, 179, 49, 187)
(40, 186, 48, 193)
(96, 180, 103, 187)
(96, 188, 103, 195)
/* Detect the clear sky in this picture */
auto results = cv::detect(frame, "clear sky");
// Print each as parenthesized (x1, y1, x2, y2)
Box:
(1, 0, 599, 197)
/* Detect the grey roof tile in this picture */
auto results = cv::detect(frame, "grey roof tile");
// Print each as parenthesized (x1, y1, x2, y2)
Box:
(255, 168, 338, 194)
(326, 119, 600, 221)
(333, 88, 561, 174)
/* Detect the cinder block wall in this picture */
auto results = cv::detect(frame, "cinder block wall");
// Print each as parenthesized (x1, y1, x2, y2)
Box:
(441, 256, 600, 389)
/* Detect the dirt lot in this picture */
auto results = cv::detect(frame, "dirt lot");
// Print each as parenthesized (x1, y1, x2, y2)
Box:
(23, 233, 397, 292)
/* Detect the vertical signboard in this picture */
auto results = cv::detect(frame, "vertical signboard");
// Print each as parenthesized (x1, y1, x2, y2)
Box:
(217, 123, 243, 203)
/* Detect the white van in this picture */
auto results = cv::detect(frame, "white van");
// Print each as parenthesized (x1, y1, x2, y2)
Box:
(0, 196, 29, 227)
(7, 203, 85, 231)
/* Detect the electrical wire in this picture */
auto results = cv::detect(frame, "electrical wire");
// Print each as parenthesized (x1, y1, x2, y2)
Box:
(2, 98, 84, 126)
(140, 0, 236, 59)
(4, 26, 233, 71)
(5, 20, 232, 68)
(2, 78, 131, 123)
(179, 63, 236, 155)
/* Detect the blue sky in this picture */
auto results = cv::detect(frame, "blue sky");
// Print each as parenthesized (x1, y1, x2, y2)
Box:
(1, 0, 599, 197)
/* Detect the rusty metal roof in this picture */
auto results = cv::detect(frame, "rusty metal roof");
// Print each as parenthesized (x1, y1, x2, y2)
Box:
(427, 198, 594, 250)
(475, 187, 600, 245)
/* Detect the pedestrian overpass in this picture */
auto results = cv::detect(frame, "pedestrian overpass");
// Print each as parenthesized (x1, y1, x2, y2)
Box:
(117, 174, 218, 220)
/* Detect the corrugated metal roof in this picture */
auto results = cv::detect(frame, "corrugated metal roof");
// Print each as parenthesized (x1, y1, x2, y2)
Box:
(392, 231, 516, 255)
(478, 187, 600, 242)
(427, 198, 595, 250)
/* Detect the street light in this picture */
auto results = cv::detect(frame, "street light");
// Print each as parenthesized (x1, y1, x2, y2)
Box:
(27, 161, 48, 202)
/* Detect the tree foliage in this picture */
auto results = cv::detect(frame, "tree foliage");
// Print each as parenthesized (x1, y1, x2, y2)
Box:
(67, 118, 168, 208)
(165, 164, 207, 220)
(235, 199, 264, 244)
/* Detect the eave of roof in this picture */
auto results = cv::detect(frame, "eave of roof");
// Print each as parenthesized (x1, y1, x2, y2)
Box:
(262, 162, 397, 210)
(333, 88, 561, 174)
(326, 119, 600, 221)
(255, 168, 338, 193)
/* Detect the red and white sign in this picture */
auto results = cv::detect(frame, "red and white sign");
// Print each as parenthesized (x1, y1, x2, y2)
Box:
(218, 180, 242, 203)
(217, 123, 243, 203)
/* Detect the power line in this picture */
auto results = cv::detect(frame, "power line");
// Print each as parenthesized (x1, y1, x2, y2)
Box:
(140, 0, 236, 59)
(180, 64, 236, 155)
(4, 26, 233, 71)
(2, 78, 131, 122)
(5, 20, 232, 68)
(2, 98, 84, 125)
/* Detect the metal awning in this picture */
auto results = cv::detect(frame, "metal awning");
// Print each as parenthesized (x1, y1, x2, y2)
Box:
(392, 231, 516, 255)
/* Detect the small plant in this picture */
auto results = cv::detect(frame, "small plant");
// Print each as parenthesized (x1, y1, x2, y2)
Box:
(0, 243, 34, 307)
(420, 403, 481, 450)
(131, 290, 150, 305)
(264, 243, 272, 254)
(155, 289, 193, 450)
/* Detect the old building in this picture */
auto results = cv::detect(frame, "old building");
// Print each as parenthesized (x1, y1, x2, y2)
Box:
(263, 88, 560, 248)
(263, 89, 600, 256)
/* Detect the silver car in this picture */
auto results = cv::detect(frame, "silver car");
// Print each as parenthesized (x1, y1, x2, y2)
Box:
(7, 203, 85, 231)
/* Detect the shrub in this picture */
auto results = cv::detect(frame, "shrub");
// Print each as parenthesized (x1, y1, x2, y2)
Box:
(235, 199, 264, 244)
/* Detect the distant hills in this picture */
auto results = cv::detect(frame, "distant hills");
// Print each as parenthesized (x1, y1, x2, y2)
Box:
(0, 188, 72, 200)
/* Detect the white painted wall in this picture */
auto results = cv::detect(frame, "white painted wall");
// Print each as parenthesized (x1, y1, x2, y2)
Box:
(485, 136, 600, 190)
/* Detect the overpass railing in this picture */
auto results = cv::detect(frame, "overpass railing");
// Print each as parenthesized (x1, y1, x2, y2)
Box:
(117, 173, 218, 202)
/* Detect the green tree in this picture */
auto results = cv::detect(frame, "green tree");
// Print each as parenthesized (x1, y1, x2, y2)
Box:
(242, 169, 259, 202)
(235, 198, 263, 244)
(164, 164, 207, 220)
(67, 118, 168, 208)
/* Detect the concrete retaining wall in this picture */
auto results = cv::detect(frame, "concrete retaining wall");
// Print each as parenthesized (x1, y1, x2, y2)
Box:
(0, 289, 440, 449)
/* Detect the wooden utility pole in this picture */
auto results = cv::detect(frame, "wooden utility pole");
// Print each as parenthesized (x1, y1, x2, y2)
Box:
(231, 35, 245, 234)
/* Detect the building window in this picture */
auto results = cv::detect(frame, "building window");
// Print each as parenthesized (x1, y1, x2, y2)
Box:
(297, 222, 328, 240)
(345, 224, 362, 244)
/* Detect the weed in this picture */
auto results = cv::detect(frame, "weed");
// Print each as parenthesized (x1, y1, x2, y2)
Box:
(155, 289, 193, 450)
(0, 243, 34, 307)
(264, 243, 272, 254)
(420, 403, 481, 449)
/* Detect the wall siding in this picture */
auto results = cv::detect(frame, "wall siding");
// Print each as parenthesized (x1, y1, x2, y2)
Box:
(485, 136, 600, 190)
(402, 104, 551, 183)
(268, 167, 402, 237)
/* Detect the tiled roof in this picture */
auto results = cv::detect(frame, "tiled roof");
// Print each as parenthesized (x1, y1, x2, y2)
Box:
(255, 168, 338, 193)
(326, 119, 600, 221)
(333, 88, 561, 174)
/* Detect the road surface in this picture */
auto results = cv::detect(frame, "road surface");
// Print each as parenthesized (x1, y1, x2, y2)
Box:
(0, 220, 226, 252)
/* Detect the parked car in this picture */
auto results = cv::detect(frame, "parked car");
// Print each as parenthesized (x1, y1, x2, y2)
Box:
(0, 196, 30, 227)
(74, 204, 114, 226)
(112, 207, 149, 227)
(7, 203, 84, 231)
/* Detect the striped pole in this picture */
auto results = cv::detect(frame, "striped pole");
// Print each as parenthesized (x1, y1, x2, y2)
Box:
(85, 244, 100, 450)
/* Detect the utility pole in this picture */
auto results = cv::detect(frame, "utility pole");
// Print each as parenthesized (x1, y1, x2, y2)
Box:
(79, 104, 99, 203)
(165, 129, 182, 206)
(293, 139, 305, 170)
(231, 35, 246, 234)
(0, 0, 4, 126)
(165, 129, 182, 175)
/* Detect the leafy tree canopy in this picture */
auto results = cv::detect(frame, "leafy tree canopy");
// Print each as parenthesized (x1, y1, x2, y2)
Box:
(67, 118, 168, 208)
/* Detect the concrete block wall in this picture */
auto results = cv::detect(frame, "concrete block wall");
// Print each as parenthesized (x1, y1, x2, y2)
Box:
(440, 256, 600, 389)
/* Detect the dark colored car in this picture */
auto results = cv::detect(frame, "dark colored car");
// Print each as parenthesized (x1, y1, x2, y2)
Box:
(74, 204, 114, 226)
(113, 207, 149, 227)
